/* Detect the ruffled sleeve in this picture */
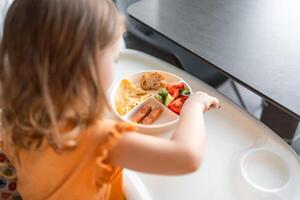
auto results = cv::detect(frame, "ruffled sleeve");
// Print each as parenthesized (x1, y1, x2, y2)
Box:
(94, 122, 135, 200)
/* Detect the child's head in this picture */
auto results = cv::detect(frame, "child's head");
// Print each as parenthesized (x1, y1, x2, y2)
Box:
(0, 0, 124, 151)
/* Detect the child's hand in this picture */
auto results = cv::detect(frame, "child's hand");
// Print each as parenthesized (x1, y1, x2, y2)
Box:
(184, 91, 219, 112)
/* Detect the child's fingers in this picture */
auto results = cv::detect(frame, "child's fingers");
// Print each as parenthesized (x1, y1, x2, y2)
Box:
(211, 98, 220, 109)
(188, 91, 220, 112)
(205, 98, 219, 112)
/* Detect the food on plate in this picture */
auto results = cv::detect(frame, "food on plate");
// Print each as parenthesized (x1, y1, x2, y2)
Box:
(168, 96, 188, 115)
(155, 82, 191, 115)
(179, 88, 191, 96)
(140, 72, 166, 90)
(115, 71, 191, 126)
(155, 89, 174, 106)
(115, 79, 152, 116)
(130, 103, 164, 125)
(166, 82, 190, 97)
(141, 107, 164, 125)
(130, 104, 152, 123)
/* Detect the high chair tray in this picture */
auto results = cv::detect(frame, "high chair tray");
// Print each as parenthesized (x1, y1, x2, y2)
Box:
(112, 49, 300, 200)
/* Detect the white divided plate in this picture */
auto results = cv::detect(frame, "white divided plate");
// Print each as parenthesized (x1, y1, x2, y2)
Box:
(110, 70, 192, 134)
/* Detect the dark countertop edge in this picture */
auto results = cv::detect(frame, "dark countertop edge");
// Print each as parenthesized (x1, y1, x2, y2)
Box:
(127, 6, 300, 120)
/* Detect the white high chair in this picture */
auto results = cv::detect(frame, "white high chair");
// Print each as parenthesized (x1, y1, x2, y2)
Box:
(115, 49, 300, 200)
(123, 171, 153, 200)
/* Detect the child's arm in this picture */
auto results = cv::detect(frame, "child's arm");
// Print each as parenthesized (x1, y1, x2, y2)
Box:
(106, 92, 219, 175)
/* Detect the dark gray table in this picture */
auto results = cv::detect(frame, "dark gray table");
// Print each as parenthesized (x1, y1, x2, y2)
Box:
(128, 0, 300, 138)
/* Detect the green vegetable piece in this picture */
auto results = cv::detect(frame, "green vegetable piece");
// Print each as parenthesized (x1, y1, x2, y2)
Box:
(180, 88, 191, 96)
(159, 88, 169, 98)
(155, 93, 164, 104)
(164, 93, 174, 106)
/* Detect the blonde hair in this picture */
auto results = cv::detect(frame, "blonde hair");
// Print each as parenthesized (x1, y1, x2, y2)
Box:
(0, 0, 124, 152)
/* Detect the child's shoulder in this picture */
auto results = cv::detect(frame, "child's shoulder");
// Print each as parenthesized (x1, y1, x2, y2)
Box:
(82, 119, 135, 146)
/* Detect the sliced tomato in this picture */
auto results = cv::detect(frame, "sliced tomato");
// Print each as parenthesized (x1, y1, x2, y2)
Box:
(168, 86, 180, 99)
(166, 82, 185, 90)
(168, 96, 188, 115)
(176, 82, 186, 90)
(166, 82, 187, 99)
(180, 95, 188, 101)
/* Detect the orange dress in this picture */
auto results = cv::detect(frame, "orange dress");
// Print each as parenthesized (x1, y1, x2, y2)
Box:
(1, 121, 134, 200)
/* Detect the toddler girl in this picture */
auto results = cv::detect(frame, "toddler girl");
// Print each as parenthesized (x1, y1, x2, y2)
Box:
(0, 0, 219, 199)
